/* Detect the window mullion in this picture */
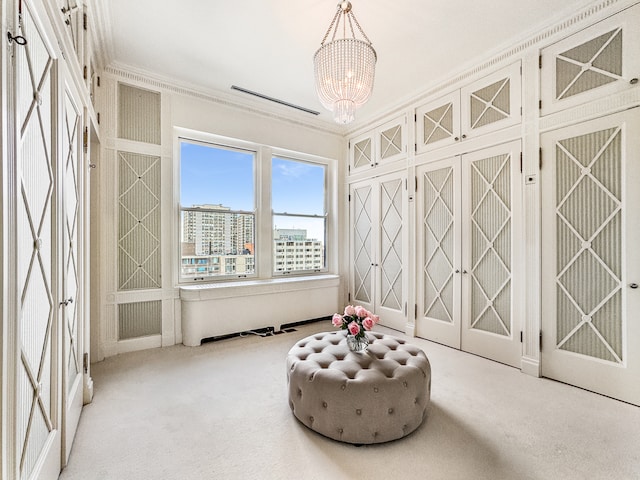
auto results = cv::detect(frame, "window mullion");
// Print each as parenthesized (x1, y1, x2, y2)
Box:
(256, 146, 273, 278)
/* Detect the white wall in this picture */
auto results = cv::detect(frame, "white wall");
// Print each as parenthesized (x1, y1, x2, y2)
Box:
(92, 68, 347, 359)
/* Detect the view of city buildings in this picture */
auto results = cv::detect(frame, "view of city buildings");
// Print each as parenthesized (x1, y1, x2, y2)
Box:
(273, 229, 324, 273)
(181, 205, 324, 278)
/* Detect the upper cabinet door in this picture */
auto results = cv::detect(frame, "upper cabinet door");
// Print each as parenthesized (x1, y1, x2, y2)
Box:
(540, 4, 640, 116)
(460, 62, 522, 140)
(415, 91, 461, 154)
(377, 115, 407, 165)
(349, 131, 375, 172)
(349, 115, 407, 174)
(57, 0, 84, 65)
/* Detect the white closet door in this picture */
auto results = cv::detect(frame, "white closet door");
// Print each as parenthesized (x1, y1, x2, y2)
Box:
(541, 110, 640, 406)
(461, 141, 522, 368)
(350, 172, 407, 330)
(15, 1, 61, 478)
(61, 79, 84, 463)
(376, 172, 407, 331)
(350, 181, 375, 316)
(416, 158, 461, 347)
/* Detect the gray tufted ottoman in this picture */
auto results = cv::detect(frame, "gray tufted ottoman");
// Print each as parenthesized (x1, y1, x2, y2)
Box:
(286, 330, 431, 444)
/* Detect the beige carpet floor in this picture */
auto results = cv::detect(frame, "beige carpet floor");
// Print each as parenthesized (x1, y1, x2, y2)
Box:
(59, 321, 640, 480)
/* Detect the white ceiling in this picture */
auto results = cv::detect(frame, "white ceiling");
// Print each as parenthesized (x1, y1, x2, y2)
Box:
(96, 0, 598, 129)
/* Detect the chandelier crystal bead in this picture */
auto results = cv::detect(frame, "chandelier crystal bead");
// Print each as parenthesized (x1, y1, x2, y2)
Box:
(313, 1, 377, 125)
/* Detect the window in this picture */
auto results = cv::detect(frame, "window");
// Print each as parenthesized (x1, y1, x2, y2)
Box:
(180, 141, 255, 281)
(272, 157, 326, 274)
(178, 133, 332, 283)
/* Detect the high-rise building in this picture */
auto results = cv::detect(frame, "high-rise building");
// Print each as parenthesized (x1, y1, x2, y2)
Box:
(182, 204, 254, 256)
(273, 229, 324, 272)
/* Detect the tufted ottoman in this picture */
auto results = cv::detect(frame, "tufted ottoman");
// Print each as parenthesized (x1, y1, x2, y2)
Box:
(286, 331, 431, 444)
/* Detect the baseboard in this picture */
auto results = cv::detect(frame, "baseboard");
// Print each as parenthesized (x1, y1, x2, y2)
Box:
(521, 357, 541, 377)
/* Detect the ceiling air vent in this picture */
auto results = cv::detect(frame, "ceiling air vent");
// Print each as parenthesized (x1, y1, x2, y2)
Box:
(231, 85, 320, 116)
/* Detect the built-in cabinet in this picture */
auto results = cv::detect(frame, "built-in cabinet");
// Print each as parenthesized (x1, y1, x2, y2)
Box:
(349, 171, 408, 331)
(349, 115, 407, 173)
(3, 0, 98, 478)
(415, 141, 523, 368)
(536, 2, 640, 404)
(348, 1, 640, 405)
(540, 4, 640, 116)
(540, 109, 640, 406)
(416, 62, 521, 154)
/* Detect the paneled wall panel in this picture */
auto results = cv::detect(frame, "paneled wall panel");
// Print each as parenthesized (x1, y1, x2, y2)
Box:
(118, 151, 161, 290)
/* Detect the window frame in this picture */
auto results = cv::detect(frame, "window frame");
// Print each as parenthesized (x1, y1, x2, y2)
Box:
(175, 130, 334, 285)
(178, 137, 258, 283)
(271, 154, 328, 276)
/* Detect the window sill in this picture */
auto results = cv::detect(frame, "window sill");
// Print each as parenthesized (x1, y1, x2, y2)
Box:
(179, 274, 340, 301)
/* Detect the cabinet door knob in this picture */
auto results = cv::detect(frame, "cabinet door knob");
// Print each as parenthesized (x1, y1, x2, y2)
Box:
(630, 78, 638, 85)
(454, 137, 459, 141)
(630, 283, 638, 289)
(455, 269, 460, 273)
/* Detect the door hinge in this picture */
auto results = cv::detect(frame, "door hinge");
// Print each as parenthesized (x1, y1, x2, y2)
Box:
(97, 112, 100, 124)
(83, 352, 88, 374)
(539, 331, 543, 351)
(348, 292, 351, 302)
(83, 12, 87, 31)
(520, 65, 522, 75)
(404, 302, 407, 316)
(405, 178, 408, 190)
(414, 113, 417, 122)
(415, 176, 418, 192)
(348, 194, 351, 202)
(539, 147, 543, 170)
(539, 55, 542, 69)
(539, 100, 542, 110)
(520, 152, 523, 173)
(520, 331, 523, 343)
(415, 304, 418, 319)
(83, 65, 87, 80)
(83, 126, 88, 153)
(414, 143, 417, 153)
(97, 76, 101, 87)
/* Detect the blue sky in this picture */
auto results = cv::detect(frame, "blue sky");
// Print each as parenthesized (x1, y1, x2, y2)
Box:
(181, 142, 326, 240)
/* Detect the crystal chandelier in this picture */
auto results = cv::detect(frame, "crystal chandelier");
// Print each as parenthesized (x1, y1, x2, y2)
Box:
(313, 1, 377, 125)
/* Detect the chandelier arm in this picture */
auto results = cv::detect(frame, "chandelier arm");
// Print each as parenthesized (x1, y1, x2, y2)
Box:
(320, 6, 342, 46)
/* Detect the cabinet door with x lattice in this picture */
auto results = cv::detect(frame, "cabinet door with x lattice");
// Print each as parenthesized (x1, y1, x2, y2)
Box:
(541, 109, 640, 406)
(416, 140, 523, 367)
(349, 171, 408, 331)
(540, 3, 640, 116)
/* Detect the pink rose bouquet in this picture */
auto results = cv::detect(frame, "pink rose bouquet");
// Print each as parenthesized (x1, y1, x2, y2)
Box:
(331, 305, 379, 341)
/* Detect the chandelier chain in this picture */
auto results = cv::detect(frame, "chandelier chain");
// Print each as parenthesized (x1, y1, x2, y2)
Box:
(320, 7, 342, 45)
(320, 3, 372, 46)
(349, 11, 372, 45)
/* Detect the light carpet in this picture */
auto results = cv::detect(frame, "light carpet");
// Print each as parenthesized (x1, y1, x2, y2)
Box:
(59, 321, 640, 480)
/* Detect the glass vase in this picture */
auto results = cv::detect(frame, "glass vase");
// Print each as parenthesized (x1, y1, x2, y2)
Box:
(347, 334, 369, 352)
